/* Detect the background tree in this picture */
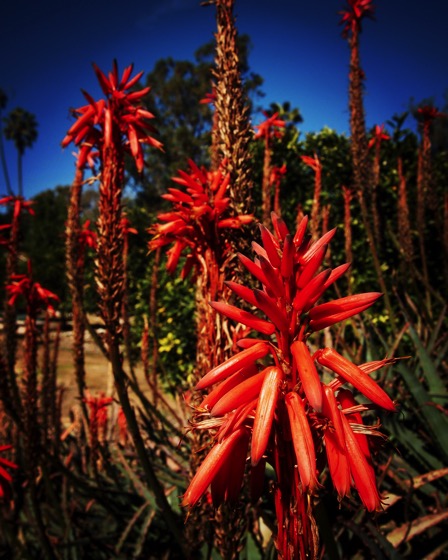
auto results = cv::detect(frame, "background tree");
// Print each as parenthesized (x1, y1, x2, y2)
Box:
(0, 89, 13, 196)
(3, 107, 38, 197)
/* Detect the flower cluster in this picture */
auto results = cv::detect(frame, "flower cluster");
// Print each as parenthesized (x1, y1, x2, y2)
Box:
(183, 213, 396, 552)
(148, 159, 253, 276)
(270, 164, 287, 187)
(339, 0, 375, 38)
(0, 196, 34, 221)
(62, 61, 162, 171)
(254, 111, 285, 141)
(83, 391, 114, 445)
(7, 262, 59, 314)
(368, 124, 390, 150)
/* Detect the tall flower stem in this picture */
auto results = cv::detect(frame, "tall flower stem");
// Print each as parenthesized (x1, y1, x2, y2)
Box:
(213, 0, 254, 215)
(97, 135, 185, 557)
(397, 158, 413, 264)
(65, 166, 89, 422)
(261, 137, 272, 227)
(342, 0, 396, 331)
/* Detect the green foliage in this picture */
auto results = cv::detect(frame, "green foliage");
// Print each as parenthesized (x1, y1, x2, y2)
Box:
(21, 186, 70, 305)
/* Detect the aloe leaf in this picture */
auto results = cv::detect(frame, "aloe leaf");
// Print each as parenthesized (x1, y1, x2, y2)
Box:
(405, 323, 446, 404)
(385, 414, 445, 475)
(116, 500, 151, 554)
(427, 305, 446, 355)
(133, 508, 156, 558)
(396, 363, 448, 461)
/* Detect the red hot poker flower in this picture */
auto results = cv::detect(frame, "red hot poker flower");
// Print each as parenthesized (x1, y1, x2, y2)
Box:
(0, 196, 34, 221)
(149, 160, 253, 277)
(368, 124, 390, 150)
(62, 61, 163, 172)
(7, 262, 59, 314)
(339, 0, 375, 38)
(185, 213, 396, 556)
(78, 220, 97, 251)
(254, 111, 285, 141)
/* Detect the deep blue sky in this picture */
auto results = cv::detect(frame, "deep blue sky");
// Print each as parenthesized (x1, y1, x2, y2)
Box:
(1, 0, 447, 199)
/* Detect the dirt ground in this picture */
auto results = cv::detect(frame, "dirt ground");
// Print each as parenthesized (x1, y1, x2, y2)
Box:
(13, 321, 153, 423)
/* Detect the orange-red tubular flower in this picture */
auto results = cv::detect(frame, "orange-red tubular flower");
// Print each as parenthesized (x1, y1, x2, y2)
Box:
(182, 428, 249, 508)
(315, 348, 396, 412)
(210, 301, 276, 336)
(184, 212, 397, 553)
(195, 341, 270, 390)
(340, 413, 381, 511)
(199, 364, 258, 412)
(251, 366, 283, 466)
(211, 428, 249, 506)
(291, 341, 323, 412)
(323, 427, 351, 499)
(309, 292, 382, 331)
(211, 370, 267, 417)
(285, 392, 318, 491)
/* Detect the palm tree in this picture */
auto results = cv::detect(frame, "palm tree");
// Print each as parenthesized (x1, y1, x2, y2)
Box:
(3, 107, 38, 197)
(0, 89, 13, 195)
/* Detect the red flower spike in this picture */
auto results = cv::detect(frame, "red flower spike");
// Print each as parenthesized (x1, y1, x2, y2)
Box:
(182, 428, 248, 508)
(63, 61, 162, 172)
(285, 392, 318, 491)
(149, 161, 252, 276)
(315, 348, 395, 411)
(368, 124, 390, 150)
(186, 211, 397, 534)
(211, 369, 267, 417)
(291, 341, 323, 412)
(251, 366, 283, 466)
(339, 0, 375, 38)
(195, 341, 270, 390)
(301, 153, 322, 173)
(254, 111, 286, 141)
(211, 428, 249, 506)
